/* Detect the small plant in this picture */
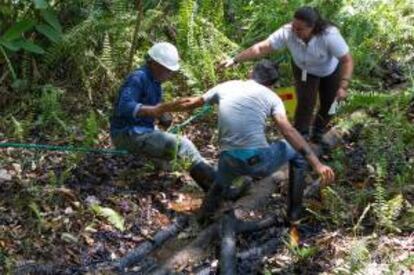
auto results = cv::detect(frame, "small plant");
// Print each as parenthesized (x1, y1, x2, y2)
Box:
(346, 239, 371, 274)
(48, 169, 71, 187)
(320, 186, 348, 228)
(169, 130, 192, 173)
(283, 232, 319, 262)
(372, 160, 404, 233)
(83, 111, 100, 146)
(28, 201, 44, 232)
(11, 115, 26, 142)
(36, 84, 67, 132)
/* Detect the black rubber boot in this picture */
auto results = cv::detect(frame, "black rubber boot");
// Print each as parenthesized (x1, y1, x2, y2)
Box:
(298, 129, 311, 141)
(310, 127, 324, 144)
(197, 182, 224, 225)
(224, 177, 253, 201)
(189, 162, 216, 192)
(287, 164, 306, 224)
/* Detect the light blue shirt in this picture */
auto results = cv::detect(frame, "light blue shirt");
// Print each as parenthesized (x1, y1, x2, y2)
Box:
(267, 24, 349, 77)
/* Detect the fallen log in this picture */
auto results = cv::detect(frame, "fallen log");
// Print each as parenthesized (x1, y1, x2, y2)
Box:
(193, 232, 284, 275)
(151, 223, 219, 275)
(113, 215, 189, 272)
(237, 214, 281, 233)
(150, 171, 287, 274)
(220, 210, 237, 275)
(237, 236, 282, 261)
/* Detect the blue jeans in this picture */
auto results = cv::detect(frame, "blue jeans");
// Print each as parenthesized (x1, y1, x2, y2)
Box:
(217, 139, 306, 189)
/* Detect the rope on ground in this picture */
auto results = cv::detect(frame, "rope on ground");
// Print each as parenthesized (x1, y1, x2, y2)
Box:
(0, 105, 213, 155)
(168, 105, 213, 134)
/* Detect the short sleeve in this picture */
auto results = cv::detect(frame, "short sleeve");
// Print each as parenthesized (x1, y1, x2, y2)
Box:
(267, 24, 290, 50)
(325, 28, 349, 58)
(202, 85, 222, 105)
(269, 92, 286, 117)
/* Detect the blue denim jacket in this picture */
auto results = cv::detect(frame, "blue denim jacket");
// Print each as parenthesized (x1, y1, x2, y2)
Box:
(110, 66, 162, 137)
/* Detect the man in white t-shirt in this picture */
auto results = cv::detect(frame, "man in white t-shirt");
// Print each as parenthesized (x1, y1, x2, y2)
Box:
(154, 60, 335, 224)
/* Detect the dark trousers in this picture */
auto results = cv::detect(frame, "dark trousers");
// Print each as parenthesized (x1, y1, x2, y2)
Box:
(292, 62, 341, 137)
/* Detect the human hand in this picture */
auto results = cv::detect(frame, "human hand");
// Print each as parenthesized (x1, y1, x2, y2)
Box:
(336, 87, 348, 102)
(178, 97, 198, 108)
(219, 58, 237, 69)
(314, 164, 335, 184)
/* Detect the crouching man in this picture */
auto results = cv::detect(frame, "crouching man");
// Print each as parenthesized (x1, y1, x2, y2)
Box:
(146, 60, 335, 223)
(110, 42, 215, 191)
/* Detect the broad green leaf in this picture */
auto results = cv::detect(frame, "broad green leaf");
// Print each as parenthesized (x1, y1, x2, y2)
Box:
(35, 24, 61, 43)
(2, 20, 35, 41)
(13, 40, 45, 54)
(40, 9, 62, 33)
(34, 0, 48, 9)
(0, 40, 21, 51)
(91, 204, 125, 231)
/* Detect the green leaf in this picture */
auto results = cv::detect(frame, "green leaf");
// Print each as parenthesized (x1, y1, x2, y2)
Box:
(91, 204, 125, 231)
(0, 40, 21, 51)
(2, 20, 35, 41)
(35, 24, 61, 43)
(13, 40, 45, 54)
(34, 0, 48, 9)
(40, 9, 62, 33)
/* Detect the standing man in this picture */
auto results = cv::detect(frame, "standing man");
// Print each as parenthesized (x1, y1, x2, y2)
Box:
(221, 6, 354, 143)
(110, 42, 215, 192)
(154, 60, 335, 223)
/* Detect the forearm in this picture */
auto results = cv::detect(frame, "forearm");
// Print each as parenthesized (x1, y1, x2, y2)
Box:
(339, 54, 354, 89)
(162, 97, 203, 112)
(136, 105, 161, 117)
(137, 97, 203, 118)
(234, 40, 273, 63)
(281, 126, 322, 170)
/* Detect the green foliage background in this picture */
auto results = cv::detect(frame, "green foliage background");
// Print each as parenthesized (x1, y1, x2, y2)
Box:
(0, 1, 413, 273)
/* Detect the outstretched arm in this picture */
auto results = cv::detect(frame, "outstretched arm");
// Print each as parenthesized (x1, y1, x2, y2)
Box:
(139, 96, 205, 117)
(273, 113, 335, 183)
(221, 39, 274, 68)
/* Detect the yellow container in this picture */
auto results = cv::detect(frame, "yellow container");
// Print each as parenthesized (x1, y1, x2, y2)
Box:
(275, 86, 297, 119)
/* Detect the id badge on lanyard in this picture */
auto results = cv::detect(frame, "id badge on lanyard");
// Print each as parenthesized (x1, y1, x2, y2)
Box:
(301, 69, 307, 82)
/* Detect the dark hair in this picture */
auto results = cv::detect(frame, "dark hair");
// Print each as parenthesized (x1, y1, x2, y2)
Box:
(252, 59, 279, 86)
(294, 6, 333, 35)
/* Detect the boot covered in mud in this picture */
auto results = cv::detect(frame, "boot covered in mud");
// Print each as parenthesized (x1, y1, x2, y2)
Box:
(286, 164, 306, 224)
(189, 161, 216, 192)
(197, 182, 224, 225)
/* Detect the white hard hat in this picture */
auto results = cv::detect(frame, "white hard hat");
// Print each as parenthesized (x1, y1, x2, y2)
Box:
(148, 42, 180, 71)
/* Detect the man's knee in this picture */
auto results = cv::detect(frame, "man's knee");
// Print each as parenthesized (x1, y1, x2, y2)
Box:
(178, 136, 194, 148)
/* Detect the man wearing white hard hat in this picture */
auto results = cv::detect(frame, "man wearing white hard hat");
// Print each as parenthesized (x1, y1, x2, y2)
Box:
(110, 42, 215, 192)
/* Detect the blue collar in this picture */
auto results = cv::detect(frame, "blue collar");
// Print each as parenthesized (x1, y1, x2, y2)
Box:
(142, 65, 160, 84)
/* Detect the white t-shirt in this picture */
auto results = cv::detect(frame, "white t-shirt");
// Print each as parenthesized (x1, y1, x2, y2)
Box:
(202, 80, 286, 151)
(267, 23, 349, 77)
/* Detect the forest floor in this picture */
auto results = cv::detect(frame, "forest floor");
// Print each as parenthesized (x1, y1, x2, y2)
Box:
(1, 91, 414, 274)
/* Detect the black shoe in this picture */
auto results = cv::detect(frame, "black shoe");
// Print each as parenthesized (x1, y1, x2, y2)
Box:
(197, 182, 224, 225)
(189, 162, 216, 192)
(286, 164, 306, 224)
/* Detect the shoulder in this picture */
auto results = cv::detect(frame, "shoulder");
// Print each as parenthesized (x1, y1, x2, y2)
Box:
(215, 80, 243, 90)
(323, 26, 343, 38)
(271, 23, 293, 37)
(129, 68, 149, 82)
(250, 81, 281, 100)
